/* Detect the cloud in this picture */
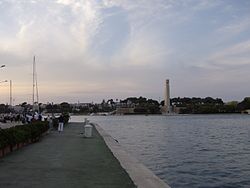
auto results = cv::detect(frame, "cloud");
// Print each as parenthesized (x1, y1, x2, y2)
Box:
(1, 0, 250, 103)
(0, 0, 102, 57)
(56, 0, 71, 5)
(191, 0, 221, 11)
(111, 34, 172, 67)
(217, 18, 250, 37)
(204, 40, 250, 69)
(102, 0, 173, 30)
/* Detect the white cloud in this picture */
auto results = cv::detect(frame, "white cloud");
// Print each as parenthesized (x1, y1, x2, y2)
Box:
(56, 0, 71, 5)
(112, 35, 171, 66)
(207, 40, 250, 67)
(1, 0, 250, 103)
(0, 0, 103, 60)
(217, 18, 250, 37)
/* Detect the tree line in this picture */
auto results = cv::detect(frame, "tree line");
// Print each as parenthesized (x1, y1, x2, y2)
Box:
(0, 97, 250, 114)
(169, 97, 250, 114)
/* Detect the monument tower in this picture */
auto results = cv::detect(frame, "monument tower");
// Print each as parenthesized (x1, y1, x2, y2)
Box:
(164, 79, 170, 113)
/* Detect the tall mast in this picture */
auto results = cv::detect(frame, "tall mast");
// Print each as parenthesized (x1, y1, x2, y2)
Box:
(32, 55, 39, 112)
(32, 56, 35, 106)
(36, 63, 39, 104)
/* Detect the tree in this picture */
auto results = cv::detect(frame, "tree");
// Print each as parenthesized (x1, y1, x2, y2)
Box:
(237, 97, 250, 111)
(21, 102, 27, 107)
(60, 102, 71, 113)
(0, 104, 7, 113)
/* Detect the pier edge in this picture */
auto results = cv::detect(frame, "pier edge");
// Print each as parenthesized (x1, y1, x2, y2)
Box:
(94, 123, 171, 188)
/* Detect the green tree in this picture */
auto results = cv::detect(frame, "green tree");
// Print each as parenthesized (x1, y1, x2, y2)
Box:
(60, 102, 71, 113)
(237, 97, 250, 111)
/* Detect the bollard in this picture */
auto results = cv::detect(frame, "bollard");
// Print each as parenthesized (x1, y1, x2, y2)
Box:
(84, 124, 93, 137)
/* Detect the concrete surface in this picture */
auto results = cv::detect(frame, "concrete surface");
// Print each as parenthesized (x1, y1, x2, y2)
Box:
(0, 122, 136, 188)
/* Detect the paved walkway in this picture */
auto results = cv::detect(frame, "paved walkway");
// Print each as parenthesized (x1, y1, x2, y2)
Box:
(0, 123, 136, 188)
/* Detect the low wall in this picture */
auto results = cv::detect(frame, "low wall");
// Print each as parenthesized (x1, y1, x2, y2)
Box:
(94, 123, 171, 188)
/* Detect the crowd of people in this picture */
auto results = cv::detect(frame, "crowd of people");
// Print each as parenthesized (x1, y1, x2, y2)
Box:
(0, 112, 43, 124)
(0, 112, 66, 133)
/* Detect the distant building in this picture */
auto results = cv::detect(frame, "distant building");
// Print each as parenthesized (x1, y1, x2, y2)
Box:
(242, 109, 250, 114)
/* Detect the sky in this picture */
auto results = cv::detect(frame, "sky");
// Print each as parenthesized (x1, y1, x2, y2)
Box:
(0, 0, 250, 104)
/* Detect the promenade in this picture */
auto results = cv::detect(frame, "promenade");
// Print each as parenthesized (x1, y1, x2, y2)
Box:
(0, 123, 136, 188)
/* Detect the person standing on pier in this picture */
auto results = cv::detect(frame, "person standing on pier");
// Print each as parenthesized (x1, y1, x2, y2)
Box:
(58, 114, 64, 133)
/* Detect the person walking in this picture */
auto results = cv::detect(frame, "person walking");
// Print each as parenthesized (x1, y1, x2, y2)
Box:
(58, 114, 64, 133)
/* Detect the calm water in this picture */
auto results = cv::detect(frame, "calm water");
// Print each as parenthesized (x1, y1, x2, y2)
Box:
(71, 114, 250, 188)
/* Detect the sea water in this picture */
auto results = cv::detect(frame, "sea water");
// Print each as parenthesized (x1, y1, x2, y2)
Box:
(71, 114, 250, 188)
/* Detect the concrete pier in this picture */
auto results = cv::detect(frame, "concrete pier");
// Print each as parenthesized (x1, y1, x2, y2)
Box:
(0, 122, 170, 188)
(0, 123, 136, 188)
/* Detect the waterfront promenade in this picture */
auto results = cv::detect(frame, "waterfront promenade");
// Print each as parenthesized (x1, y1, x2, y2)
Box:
(0, 123, 136, 188)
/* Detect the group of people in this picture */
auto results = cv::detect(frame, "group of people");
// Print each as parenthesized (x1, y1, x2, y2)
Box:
(0, 112, 45, 124)
(0, 113, 27, 124)
(45, 114, 65, 133)
(0, 112, 65, 133)
(25, 112, 43, 123)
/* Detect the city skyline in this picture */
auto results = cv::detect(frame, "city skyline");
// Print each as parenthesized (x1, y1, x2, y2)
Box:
(0, 0, 250, 104)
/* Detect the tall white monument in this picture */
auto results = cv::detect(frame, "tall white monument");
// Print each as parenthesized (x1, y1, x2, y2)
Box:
(164, 79, 171, 113)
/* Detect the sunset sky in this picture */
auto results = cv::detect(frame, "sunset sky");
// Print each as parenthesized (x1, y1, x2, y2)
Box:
(0, 0, 250, 104)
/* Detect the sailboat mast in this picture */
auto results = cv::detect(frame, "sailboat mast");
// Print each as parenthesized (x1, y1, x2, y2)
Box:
(32, 55, 39, 112)
(32, 56, 35, 106)
(36, 64, 39, 104)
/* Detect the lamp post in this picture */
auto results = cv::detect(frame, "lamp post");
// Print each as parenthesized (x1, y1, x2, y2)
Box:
(0, 65, 7, 83)
(0, 80, 8, 105)
(0, 80, 8, 84)
(0, 66, 8, 105)
(10, 80, 12, 106)
(0, 80, 13, 106)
